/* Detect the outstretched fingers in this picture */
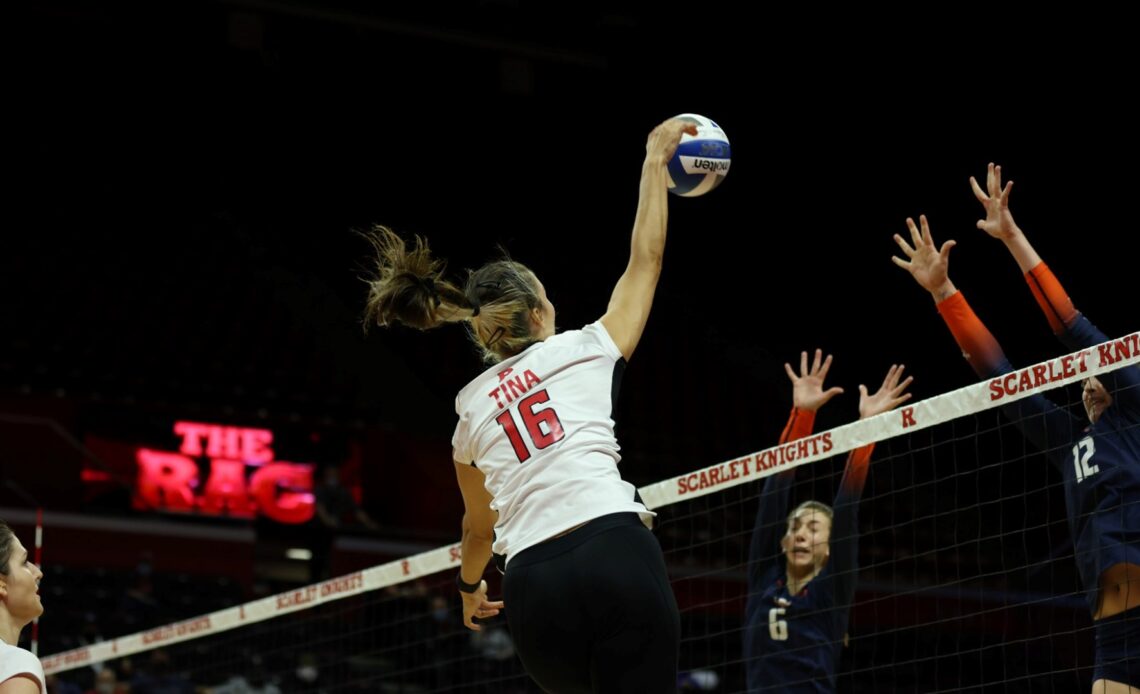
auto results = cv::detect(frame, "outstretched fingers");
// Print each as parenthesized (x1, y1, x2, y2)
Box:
(918, 214, 934, 246)
(988, 163, 1015, 205)
(788, 348, 845, 411)
(892, 219, 923, 270)
(892, 231, 917, 271)
(1000, 179, 1014, 206)
(882, 364, 915, 407)
(812, 349, 831, 377)
(907, 216, 924, 248)
(892, 216, 953, 281)
(860, 364, 916, 418)
(940, 238, 957, 262)
(884, 363, 913, 390)
(970, 174, 988, 204)
(893, 230, 917, 257)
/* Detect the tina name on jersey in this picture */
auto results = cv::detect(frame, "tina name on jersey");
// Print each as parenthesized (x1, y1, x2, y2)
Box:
(488, 367, 542, 409)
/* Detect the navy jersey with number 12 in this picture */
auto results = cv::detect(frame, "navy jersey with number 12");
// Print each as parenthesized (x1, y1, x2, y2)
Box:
(937, 262, 1140, 615)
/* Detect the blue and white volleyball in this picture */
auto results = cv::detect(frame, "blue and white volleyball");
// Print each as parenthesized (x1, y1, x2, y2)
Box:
(666, 114, 730, 197)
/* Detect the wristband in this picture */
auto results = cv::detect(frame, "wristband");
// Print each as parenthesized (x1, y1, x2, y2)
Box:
(456, 573, 481, 593)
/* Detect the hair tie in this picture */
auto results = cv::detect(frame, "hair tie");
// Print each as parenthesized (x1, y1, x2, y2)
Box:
(485, 326, 505, 347)
(470, 280, 500, 317)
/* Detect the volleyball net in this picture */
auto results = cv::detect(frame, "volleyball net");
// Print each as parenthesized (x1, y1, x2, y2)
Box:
(38, 332, 1139, 691)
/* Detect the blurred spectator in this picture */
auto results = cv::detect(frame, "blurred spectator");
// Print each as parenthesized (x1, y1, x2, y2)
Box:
(207, 654, 279, 694)
(119, 561, 160, 631)
(308, 465, 378, 581)
(75, 612, 106, 690)
(129, 649, 193, 694)
(85, 667, 128, 694)
(286, 652, 320, 691)
(678, 669, 720, 691)
(45, 673, 83, 694)
(470, 624, 514, 662)
(210, 670, 280, 693)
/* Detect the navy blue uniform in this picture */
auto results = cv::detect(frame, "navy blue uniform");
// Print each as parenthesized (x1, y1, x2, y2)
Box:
(745, 408, 873, 693)
(987, 315, 1140, 614)
(937, 262, 1140, 686)
(938, 269, 1140, 615)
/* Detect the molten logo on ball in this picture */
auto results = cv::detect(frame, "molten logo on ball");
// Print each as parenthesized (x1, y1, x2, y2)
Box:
(667, 113, 731, 197)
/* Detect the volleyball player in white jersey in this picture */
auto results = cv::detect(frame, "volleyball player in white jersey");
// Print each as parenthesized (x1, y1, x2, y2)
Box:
(0, 521, 45, 694)
(361, 117, 696, 693)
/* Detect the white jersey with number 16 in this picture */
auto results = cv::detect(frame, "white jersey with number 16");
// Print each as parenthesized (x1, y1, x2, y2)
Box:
(452, 321, 654, 564)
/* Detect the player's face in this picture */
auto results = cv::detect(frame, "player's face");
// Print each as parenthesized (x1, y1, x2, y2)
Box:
(1082, 377, 1112, 423)
(530, 275, 556, 340)
(1, 535, 44, 622)
(782, 509, 832, 574)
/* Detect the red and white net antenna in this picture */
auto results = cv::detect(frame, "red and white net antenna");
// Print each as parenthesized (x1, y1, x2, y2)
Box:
(31, 507, 43, 656)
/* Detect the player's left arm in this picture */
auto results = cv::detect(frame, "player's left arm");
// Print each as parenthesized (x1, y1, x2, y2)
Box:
(971, 162, 1140, 408)
(454, 460, 503, 631)
(1022, 262, 1140, 412)
(831, 365, 913, 602)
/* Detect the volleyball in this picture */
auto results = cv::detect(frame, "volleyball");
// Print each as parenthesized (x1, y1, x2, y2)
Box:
(667, 113, 731, 197)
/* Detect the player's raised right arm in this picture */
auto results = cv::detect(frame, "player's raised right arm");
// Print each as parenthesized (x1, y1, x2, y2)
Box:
(892, 215, 1005, 375)
(601, 118, 696, 361)
(892, 214, 1077, 464)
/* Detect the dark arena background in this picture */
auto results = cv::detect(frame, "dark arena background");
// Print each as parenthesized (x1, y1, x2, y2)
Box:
(4, 4, 1137, 693)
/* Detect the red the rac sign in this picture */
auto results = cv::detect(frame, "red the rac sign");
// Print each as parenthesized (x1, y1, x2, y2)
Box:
(135, 421, 314, 524)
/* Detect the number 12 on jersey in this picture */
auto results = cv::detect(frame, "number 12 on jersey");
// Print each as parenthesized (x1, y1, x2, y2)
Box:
(495, 389, 566, 463)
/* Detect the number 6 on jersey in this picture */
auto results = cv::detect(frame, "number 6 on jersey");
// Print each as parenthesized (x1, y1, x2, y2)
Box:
(495, 389, 566, 463)
(768, 607, 788, 641)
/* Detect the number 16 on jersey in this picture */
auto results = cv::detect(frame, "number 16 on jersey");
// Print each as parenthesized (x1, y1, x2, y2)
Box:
(495, 389, 566, 463)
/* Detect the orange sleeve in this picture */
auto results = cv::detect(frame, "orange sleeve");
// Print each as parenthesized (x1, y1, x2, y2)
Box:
(1025, 262, 1079, 334)
(778, 407, 815, 445)
(839, 443, 875, 497)
(936, 291, 1007, 376)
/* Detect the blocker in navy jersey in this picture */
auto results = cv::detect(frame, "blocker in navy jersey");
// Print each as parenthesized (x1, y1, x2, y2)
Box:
(745, 463, 864, 693)
(892, 162, 1140, 691)
(740, 355, 913, 694)
(970, 315, 1140, 616)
